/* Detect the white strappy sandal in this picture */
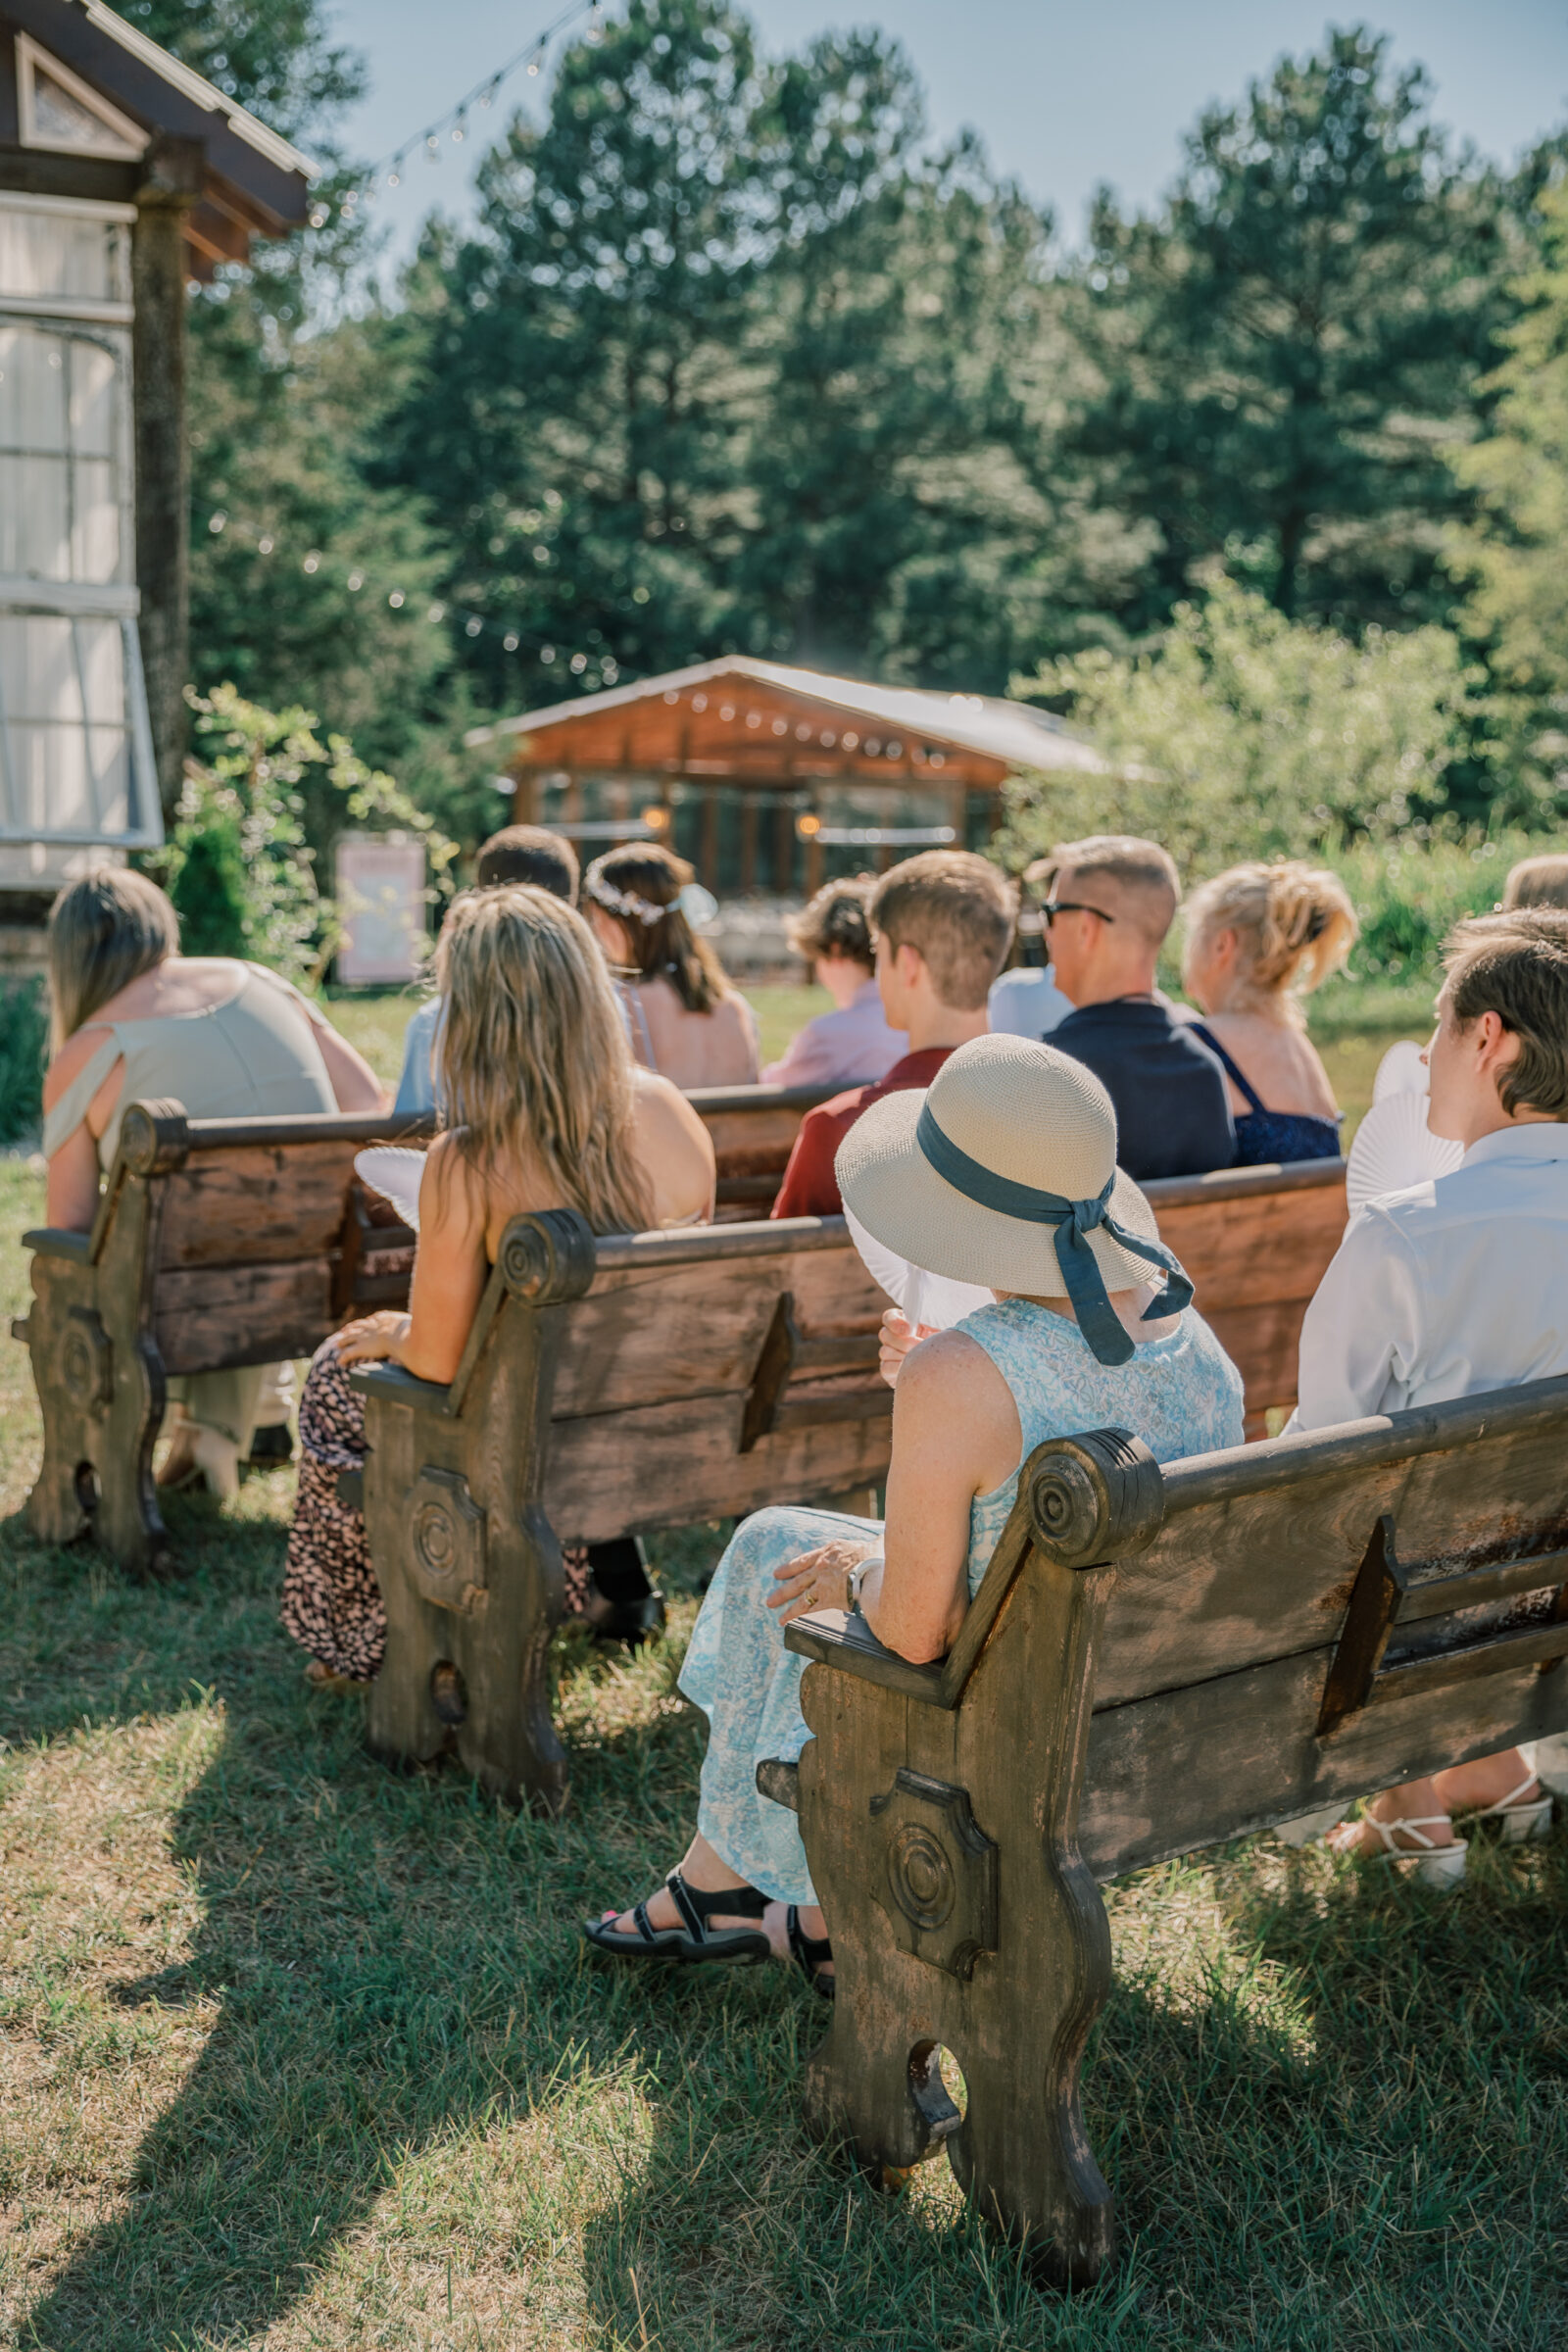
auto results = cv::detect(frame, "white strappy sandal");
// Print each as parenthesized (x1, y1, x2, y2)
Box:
(1334, 1811, 1468, 1890)
(1456, 1771, 1554, 1845)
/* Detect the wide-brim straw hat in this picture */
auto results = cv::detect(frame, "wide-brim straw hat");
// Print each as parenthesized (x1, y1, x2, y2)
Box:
(835, 1033, 1169, 1305)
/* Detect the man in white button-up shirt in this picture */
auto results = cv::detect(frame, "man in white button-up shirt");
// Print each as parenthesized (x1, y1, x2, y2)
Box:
(1295, 909, 1568, 1877)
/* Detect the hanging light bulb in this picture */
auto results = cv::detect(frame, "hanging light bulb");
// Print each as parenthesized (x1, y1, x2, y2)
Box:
(386, 170, 401, 188)
(586, 2, 605, 44)
(503, 633, 519, 653)
(425, 133, 441, 160)
(452, 112, 466, 143)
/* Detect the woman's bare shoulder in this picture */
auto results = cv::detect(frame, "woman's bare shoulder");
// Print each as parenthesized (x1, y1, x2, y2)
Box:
(632, 1067, 715, 1149)
(895, 1325, 1009, 1410)
(42, 1023, 116, 1108)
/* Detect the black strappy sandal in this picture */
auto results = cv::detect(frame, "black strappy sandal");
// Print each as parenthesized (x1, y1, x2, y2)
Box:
(786, 1906, 835, 2000)
(583, 1870, 772, 1968)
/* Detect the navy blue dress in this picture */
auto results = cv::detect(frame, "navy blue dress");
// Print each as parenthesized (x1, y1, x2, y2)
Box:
(1189, 1022, 1342, 1166)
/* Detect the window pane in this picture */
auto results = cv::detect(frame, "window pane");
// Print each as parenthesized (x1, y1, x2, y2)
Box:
(0, 453, 70, 577)
(72, 456, 120, 579)
(68, 337, 116, 457)
(76, 615, 125, 721)
(0, 323, 70, 451)
(0, 614, 84, 721)
(0, 201, 127, 308)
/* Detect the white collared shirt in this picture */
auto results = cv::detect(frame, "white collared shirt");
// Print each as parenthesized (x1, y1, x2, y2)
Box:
(1294, 1123, 1568, 1431)
(988, 963, 1073, 1039)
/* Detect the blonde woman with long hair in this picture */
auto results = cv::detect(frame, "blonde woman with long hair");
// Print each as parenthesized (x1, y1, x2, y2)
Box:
(281, 887, 714, 1686)
(1180, 861, 1357, 1165)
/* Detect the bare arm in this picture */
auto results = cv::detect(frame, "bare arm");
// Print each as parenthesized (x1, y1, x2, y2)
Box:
(314, 1019, 387, 1114)
(334, 1135, 489, 1385)
(768, 1329, 1021, 1665)
(41, 1027, 119, 1231)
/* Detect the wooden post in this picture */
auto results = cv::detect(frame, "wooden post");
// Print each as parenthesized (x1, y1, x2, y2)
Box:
(739, 795, 758, 896)
(133, 135, 204, 822)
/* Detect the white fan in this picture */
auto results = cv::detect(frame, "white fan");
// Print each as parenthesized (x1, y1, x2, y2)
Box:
(843, 1202, 992, 1331)
(1347, 1092, 1462, 1216)
(1372, 1038, 1430, 1102)
(355, 1146, 426, 1232)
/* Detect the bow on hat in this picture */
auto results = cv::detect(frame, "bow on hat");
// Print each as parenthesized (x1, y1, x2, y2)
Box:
(914, 1102, 1193, 1366)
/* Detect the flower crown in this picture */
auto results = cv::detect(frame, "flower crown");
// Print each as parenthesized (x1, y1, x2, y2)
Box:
(586, 874, 666, 927)
(587, 874, 719, 931)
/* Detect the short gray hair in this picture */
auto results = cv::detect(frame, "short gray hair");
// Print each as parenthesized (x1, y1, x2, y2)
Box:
(47, 866, 178, 1050)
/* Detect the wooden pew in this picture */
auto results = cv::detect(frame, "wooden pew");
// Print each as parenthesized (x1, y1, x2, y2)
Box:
(12, 1101, 419, 1574)
(1143, 1156, 1348, 1435)
(773, 1377, 1568, 2286)
(690, 1081, 838, 1220)
(352, 1209, 895, 1813)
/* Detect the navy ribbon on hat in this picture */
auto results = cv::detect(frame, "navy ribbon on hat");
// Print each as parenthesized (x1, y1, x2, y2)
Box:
(914, 1102, 1193, 1366)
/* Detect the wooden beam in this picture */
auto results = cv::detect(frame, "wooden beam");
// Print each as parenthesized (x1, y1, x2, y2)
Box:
(133, 133, 204, 819)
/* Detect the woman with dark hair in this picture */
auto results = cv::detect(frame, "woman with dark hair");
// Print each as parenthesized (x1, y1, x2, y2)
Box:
(583, 844, 759, 1089)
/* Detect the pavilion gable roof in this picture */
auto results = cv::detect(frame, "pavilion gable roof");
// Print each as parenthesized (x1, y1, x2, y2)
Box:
(466, 656, 1107, 782)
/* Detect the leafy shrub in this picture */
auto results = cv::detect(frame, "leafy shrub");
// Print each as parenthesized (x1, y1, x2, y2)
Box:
(157, 687, 460, 985)
(1000, 578, 1487, 875)
(0, 974, 49, 1146)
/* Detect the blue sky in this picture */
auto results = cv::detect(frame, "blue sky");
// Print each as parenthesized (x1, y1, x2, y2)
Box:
(324, 0, 1568, 271)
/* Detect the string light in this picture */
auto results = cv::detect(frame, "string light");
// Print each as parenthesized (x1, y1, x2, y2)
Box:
(199, 511, 628, 684)
(337, 1, 597, 218)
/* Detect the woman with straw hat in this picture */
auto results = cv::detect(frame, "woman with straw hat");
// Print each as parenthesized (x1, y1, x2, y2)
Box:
(584, 1036, 1246, 1991)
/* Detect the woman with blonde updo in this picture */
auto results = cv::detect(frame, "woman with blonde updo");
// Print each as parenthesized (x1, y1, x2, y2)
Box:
(281, 886, 715, 1686)
(1180, 861, 1357, 1165)
(583, 843, 760, 1088)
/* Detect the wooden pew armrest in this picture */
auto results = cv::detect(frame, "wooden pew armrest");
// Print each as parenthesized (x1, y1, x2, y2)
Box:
(22, 1227, 94, 1264)
(784, 1606, 952, 1707)
(347, 1360, 456, 1416)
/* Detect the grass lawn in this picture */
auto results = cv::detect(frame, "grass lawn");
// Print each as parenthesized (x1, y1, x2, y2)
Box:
(2, 998, 1563, 2348)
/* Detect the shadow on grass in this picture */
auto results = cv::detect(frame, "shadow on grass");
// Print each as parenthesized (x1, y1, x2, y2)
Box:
(575, 1833, 1568, 2352)
(1, 1495, 751, 2348)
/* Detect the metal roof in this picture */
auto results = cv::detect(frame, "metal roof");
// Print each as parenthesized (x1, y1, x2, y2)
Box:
(467, 656, 1107, 778)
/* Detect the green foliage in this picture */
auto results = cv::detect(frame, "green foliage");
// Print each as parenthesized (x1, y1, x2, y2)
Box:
(0, 976, 48, 1146)
(1449, 176, 1568, 791)
(1002, 580, 1483, 875)
(377, 0, 1082, 695)
(1065, 27, 1518, 637)
(157, 687, 460, 985)
(112, 0, 364, 139)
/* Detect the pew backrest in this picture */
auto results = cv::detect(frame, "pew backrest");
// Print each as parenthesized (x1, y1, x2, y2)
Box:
(1144, 1156, 1347, 1431)
(15, 1098, 420, 1568)
(689, 1081, 840, 1220)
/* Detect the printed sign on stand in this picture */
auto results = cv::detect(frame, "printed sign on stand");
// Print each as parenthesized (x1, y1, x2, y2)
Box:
(335, 835, 426, 984)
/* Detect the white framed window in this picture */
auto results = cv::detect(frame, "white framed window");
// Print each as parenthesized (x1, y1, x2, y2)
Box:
(15, 34, 148, 165)
(0, 193, 160, 850)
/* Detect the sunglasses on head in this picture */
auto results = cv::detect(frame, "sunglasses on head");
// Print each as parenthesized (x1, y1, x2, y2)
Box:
(1040, 898, 1116, 927)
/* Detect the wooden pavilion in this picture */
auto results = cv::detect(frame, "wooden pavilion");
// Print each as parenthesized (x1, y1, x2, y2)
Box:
(467, 657, 1110, 900)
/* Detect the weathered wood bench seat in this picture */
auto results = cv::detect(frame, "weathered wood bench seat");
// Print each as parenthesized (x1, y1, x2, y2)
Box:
(13, 1100, 421, 1573)
(770, 1374, 1568, 2286)
(352, 1207, 896, 1813)
(1140, 1155, 1347, 1435)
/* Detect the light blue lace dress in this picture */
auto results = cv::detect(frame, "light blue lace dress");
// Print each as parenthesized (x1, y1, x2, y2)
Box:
(679, 1298, 1246, 1904)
